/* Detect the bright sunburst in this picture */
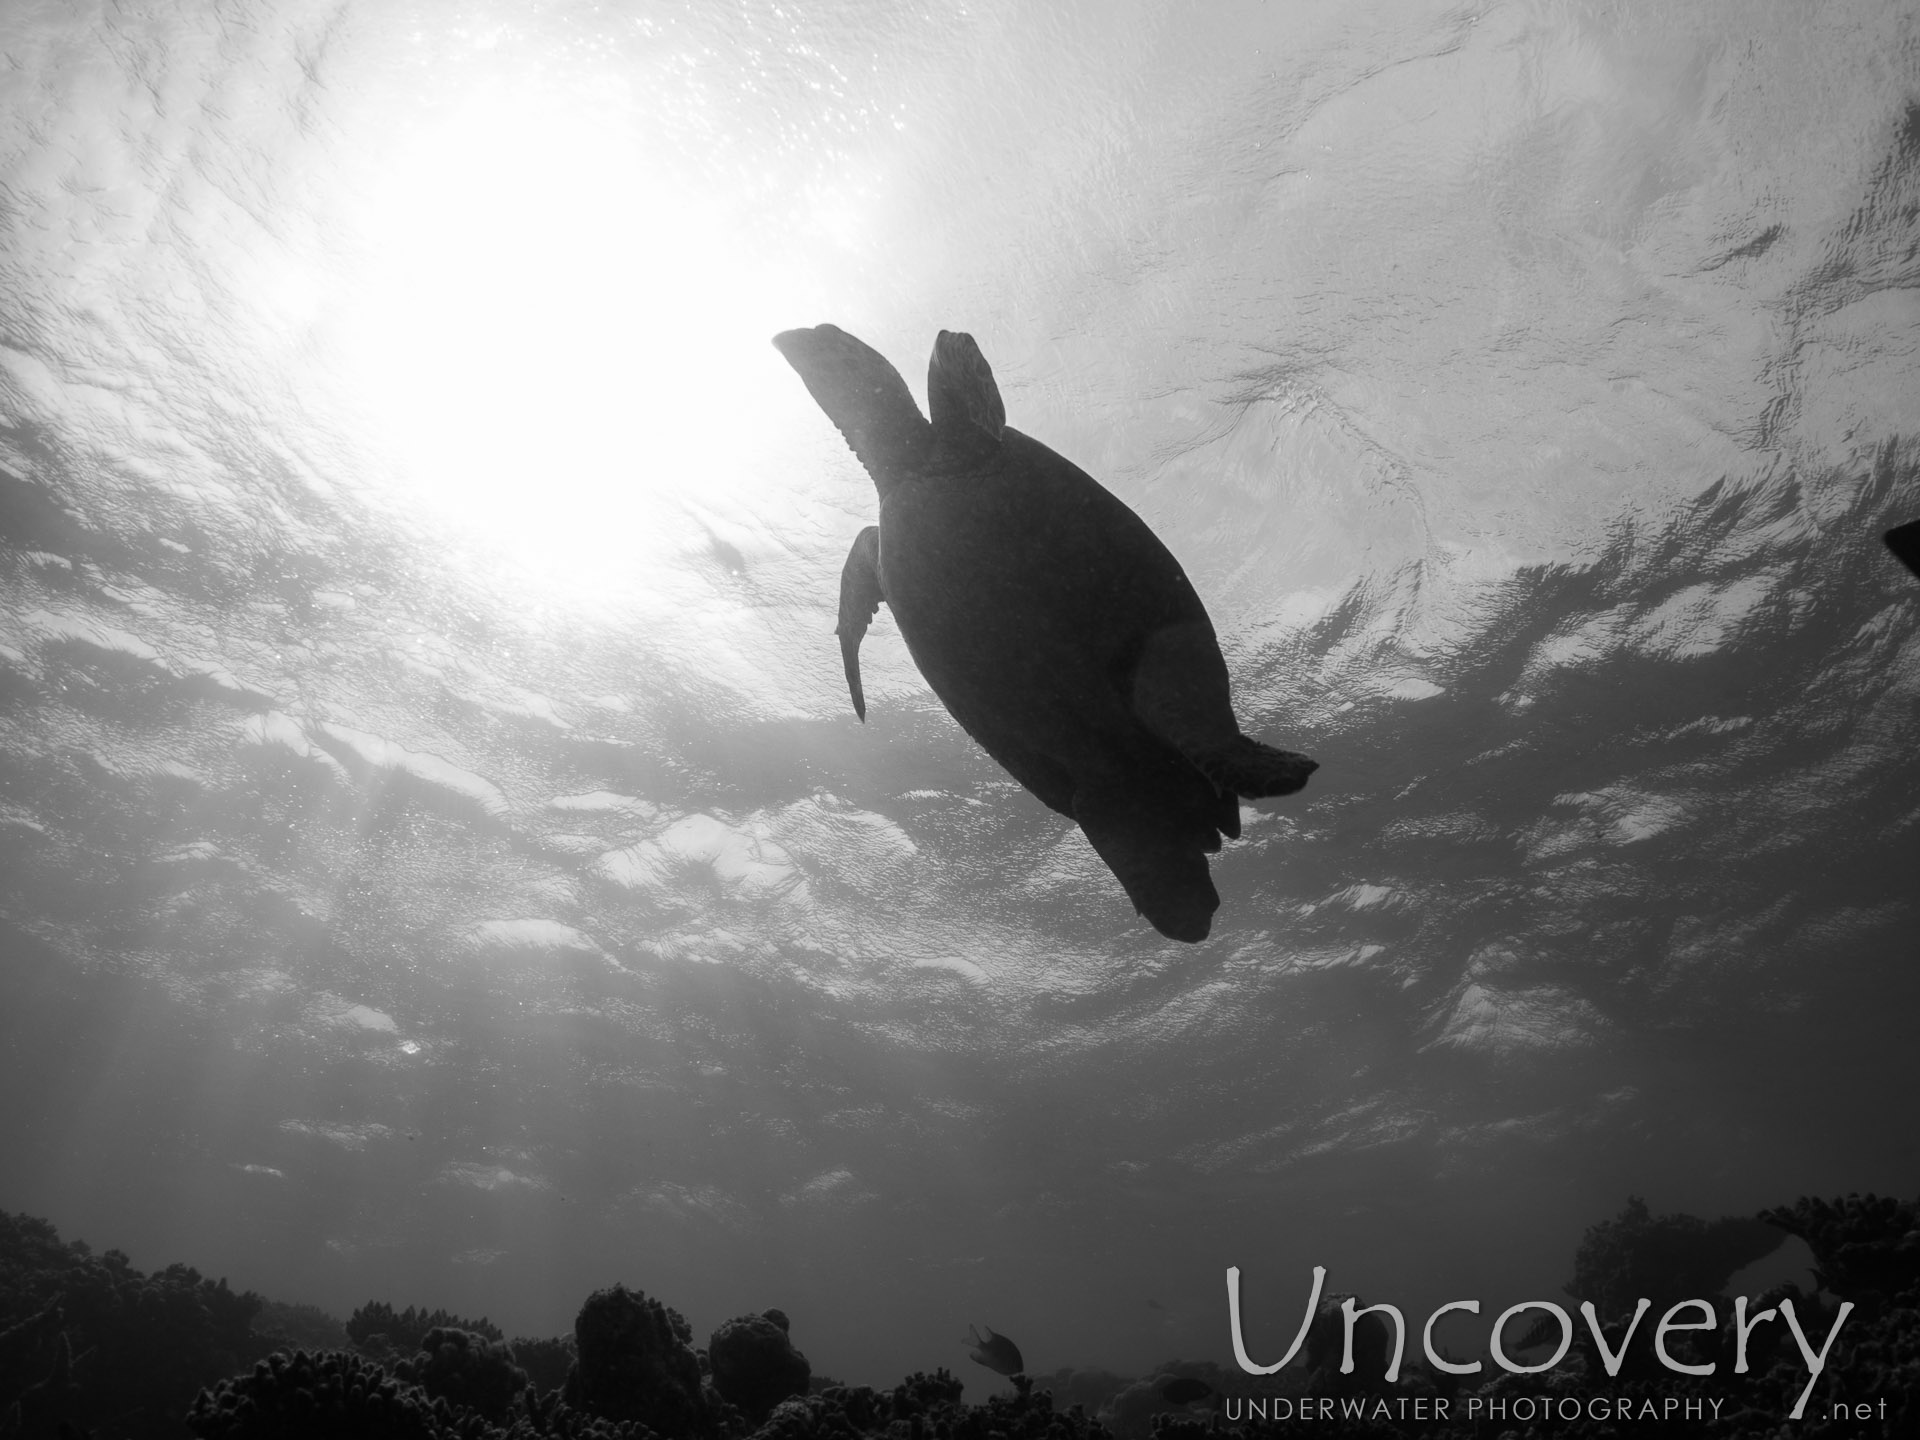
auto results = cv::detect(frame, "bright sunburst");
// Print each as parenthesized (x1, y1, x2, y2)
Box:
(331, 79, 814, 591)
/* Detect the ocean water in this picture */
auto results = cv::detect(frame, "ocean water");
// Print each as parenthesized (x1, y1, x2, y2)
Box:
(0, 0, 1916, 1399)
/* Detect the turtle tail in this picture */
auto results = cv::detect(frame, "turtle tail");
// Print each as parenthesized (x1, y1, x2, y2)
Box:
(1197, 737, 1318, 799)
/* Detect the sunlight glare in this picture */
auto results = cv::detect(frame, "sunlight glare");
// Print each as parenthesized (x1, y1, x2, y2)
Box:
(335, 86, 809, 592)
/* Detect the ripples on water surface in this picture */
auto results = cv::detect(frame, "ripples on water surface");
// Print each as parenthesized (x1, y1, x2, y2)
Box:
(0, 0, 1917, 1386)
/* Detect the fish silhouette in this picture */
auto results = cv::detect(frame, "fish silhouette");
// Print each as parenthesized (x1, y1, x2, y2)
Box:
(964, 1323, 1024, 1375)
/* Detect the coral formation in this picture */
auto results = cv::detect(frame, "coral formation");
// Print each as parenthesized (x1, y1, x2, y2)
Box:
(1101, 1363, 1228, 1438)
(707, 1310, 811, 1423)
(1304, 1294, 1395, 1396)
(1024, 1366, 1130, 1418)
(562, 1284, 710, 1436)
(254, 1299, 351, 1354)
(0, 1211, 268, 1438)
(398, 1326, 529, 1423)
(511, 1334, 579, 1398)
(1565, 1195, 1786, 1322)
(349, 1301, 507, 1355)
(1760, 1192, 1920, 1301)
(185, 1348, 449, 1439)
(5, 1196, 1919, 1438)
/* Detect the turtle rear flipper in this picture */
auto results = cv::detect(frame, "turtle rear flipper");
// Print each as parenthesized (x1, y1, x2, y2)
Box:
(1197, 737, 1319, 799)
(1128, 623, 1318, 800)
(1074, 781, 1220, 943)
(1888, 519, 1920, 579)
(836, 526, 886, 720)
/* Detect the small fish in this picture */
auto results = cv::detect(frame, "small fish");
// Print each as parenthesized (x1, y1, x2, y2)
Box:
(1160, 1376, 1212, 1406)
(1146, 1297, 1164, 1310)
(964, 1324, 1024, 1376)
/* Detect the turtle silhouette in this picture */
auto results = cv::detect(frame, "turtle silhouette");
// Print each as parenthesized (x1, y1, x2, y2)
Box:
(773, 324, 1317, 941)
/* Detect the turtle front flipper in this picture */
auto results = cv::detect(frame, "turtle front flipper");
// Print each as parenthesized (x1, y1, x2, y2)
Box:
(836, 526, 886, 721)
(928, 330, 1006, 455)
(773, 326, 933, 493)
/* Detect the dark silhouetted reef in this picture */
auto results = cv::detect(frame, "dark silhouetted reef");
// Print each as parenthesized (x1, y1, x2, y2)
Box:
(561, 1285, 711, 1435)
(705, 1311, 809, 1424)
(184, 1349, 447, 1440)
(1760, 1193, 1920, 1303)
(0, 1211, 265, 1439)
(509, 1336, 581, 1403)
(249, 1301, 347, 1356)
(4, 1195, 1918, 1437)
(397, 1328, 528, 1425)
(1567, 1195, 1786, 1324)
(348, 1303, 507, 1368)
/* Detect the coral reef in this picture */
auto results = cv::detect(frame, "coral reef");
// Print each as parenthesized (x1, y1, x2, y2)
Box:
(185, 1348, 450, 1439)
(1101, 1362, 1228, 1439)
(752, 1369, 1117, 1440)
(707, 1310, 811, 1423)
(188, 1343, 666, 1440)
(2, 1325, 84, 1439)
(1565, 1196, 1786, 1323)
(254, 1299, 351, 1354)
(1760, 1192, 1920, 1301)
(562, 1284, 710, 1436)
(398, 1327, 528, 1424)
(511, 1334, 579, 1398)
(1024, 1366, 1129, 1417)
(0, 1210, 270, 1438)
(6, 1196, 1919, 1438)
(1303, 1295, 1396, 1396)
(350, 1301, 507, 1355)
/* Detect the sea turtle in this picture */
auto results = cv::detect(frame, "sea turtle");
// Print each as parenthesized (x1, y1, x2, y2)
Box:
(773, 324, 1317, 942)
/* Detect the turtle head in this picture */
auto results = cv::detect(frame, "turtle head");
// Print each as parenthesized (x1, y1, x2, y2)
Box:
(774, 324, 933, 492)
(928, 330, 1006, 456)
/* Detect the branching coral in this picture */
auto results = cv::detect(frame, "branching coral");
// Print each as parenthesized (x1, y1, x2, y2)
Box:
(399, 1327, 529, 1424)
(185, 1348, 452, 1439)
